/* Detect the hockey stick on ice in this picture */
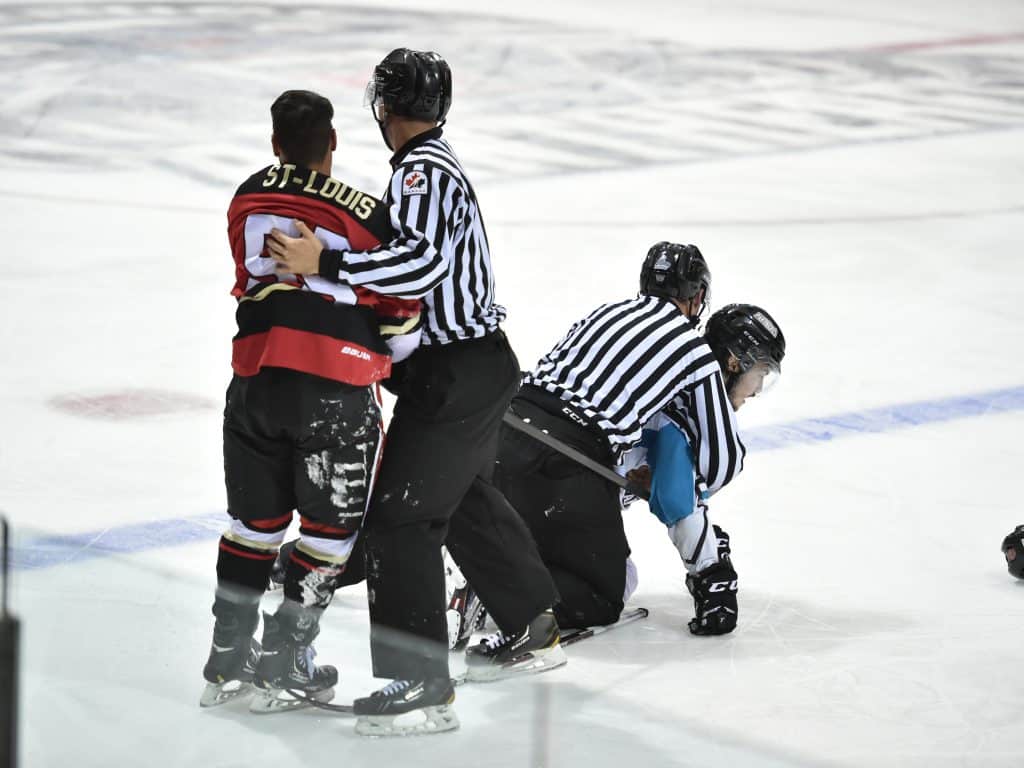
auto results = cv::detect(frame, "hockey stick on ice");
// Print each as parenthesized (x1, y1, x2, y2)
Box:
(501, 412, 650, 500)
(279, 690, 354, 715)
(557, 606, 649, 646)
(450, 606, 651, 687)
(282, 607, 651, 714)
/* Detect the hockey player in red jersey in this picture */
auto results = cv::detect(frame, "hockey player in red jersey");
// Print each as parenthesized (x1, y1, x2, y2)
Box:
(200, 90, 420, 712)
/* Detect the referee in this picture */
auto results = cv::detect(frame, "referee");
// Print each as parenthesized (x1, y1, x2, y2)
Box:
(268, 49, 561, 736)
(495, 242, 745, 629)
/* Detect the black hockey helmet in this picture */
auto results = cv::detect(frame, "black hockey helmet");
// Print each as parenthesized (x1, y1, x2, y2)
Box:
(1001, 525, 1024, 579)
(705, 303, 786, 393)
(364, 48, 452, 123)
(639, 242, 711, 316)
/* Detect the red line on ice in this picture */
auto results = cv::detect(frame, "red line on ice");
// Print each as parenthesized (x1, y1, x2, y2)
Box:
(864, 31, 1024, 53)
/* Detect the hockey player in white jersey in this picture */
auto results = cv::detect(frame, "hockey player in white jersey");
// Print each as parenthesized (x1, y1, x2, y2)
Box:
(620, 303, 786, 634)
(487, 243, 727, 632)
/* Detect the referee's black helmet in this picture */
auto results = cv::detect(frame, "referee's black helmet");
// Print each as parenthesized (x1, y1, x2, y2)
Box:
(365, 48, 452, 123)
(639, 242, 711, 310)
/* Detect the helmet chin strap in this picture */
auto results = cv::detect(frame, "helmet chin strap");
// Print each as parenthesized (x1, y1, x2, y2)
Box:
(378, 114, 444, 150)
(375, 113, 393, 150)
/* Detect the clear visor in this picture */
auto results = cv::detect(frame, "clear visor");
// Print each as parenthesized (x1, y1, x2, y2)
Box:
(363, 78, 378, 108)
(755, 362, 780, 394)
(363, 79, 386, 120)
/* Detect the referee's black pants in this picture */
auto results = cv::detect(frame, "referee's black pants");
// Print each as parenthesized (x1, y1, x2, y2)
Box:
(494, 388, 629, 630)
(364, 331, 558, 682)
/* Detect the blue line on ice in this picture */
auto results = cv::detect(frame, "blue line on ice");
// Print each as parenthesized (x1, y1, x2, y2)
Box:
(11, 512, 227, 572)
(12, 384, 1024, 571)
(743, 384, 1024, 451)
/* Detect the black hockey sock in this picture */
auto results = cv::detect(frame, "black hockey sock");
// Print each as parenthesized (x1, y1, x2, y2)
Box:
(282, 543, 346, 610)
(214, 535, 277, 607)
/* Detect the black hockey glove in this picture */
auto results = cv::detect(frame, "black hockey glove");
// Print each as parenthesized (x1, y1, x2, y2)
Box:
(685, 558, 738, 636)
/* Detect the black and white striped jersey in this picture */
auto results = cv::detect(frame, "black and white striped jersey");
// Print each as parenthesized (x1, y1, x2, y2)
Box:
(318, 127, 504, 345)
(523, 295, 743, 479)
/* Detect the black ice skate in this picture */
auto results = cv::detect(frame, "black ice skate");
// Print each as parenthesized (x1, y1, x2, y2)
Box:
(463, 609, 567, 682)
(249, 610, 338, 714)
(353, 678, 459, 737)
(200, 634, 261, 707)
(200, 603, 261, 708)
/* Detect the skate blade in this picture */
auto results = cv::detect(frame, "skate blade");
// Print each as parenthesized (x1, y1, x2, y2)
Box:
(199, 680, 254, 708)
(248, 686, 335, 714)
(465, 644, 568, 683)
(355, 705, 460, 737)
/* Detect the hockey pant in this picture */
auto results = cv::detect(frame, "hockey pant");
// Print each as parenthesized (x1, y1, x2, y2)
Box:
(495, 391, 628, 630)
(216, 368, 382, 615)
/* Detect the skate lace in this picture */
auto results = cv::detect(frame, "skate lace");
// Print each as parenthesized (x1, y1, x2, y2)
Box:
(480, 630, 511, 650)
(377, 679, 412, 697)
(301, 645, 316, 672)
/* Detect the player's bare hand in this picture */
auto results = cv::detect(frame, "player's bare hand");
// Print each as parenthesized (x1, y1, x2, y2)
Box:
(270, 220, 323, 275)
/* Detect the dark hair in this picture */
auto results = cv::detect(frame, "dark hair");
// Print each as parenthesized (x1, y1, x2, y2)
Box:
(270, 90, 334, 167)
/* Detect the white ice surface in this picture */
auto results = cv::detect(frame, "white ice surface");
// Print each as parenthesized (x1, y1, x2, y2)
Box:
(1, 1, 1023, 765)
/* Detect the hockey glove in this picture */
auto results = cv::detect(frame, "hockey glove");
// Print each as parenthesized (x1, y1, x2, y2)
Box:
(685, 559, 738, 636)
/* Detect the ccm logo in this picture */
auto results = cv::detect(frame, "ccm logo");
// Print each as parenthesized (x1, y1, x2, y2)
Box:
(340, 345, 371, 361)
(561, 407, 590, 426)
(708, 580, 738, 593)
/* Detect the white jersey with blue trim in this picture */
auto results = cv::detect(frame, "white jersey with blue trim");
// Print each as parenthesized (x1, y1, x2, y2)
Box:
(619, 410, 738, 573)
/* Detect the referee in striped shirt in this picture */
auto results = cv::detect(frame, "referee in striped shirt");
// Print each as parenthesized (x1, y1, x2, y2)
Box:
(495, 242, 745, 629)
(268, 49, 559, 732)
